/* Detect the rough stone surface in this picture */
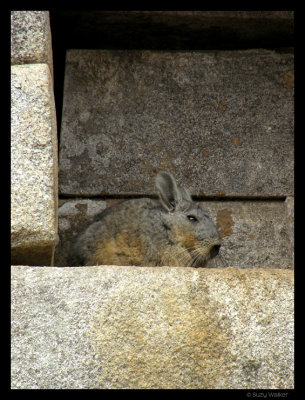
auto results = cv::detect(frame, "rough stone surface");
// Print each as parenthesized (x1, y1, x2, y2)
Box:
(11, 11, 53, 77)
(59, 49, 294, 197)
(11, 265, 294, 389)
(11, 64, 58, 266)
(54, 199, 293, 269)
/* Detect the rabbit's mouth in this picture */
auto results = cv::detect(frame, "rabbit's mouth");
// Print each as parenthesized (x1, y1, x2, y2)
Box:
(189, 243, 221, 268)
(189, 253, 208, 268)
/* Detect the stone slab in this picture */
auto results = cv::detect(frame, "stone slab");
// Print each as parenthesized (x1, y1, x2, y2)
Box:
(11, 265, 294, 389)
(59, 49, 294, 197)
(54, 199, 293, 269)
(11, 11, 53, 78)
(11, 64, 58, 266)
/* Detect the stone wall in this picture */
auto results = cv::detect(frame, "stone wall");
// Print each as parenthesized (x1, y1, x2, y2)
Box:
(56, 47, 294, 269)
(11, 11, 294, 390)
(59, 49, 293, 198)
(11, 11, 58, 266)
(11, 265, 294, 389)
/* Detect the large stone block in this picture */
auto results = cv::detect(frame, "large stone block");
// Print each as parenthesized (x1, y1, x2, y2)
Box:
(11, 11, 53, 77)
(11, 265, 294, 389)
(59, 49, 293, 197)
(54, 198, 293, 269)
(11, 64, 58, 266)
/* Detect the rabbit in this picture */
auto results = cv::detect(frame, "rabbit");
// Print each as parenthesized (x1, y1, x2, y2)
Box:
(70, 171, 222, 267)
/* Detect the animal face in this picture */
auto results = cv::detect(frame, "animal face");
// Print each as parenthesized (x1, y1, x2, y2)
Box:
(163, 202, 221, 267)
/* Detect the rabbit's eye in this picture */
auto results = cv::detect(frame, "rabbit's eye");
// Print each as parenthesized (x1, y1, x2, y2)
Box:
(187, 215, 198, 222)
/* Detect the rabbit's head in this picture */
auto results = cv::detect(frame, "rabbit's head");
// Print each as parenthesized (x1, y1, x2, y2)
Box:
(156, 172, 221, 267)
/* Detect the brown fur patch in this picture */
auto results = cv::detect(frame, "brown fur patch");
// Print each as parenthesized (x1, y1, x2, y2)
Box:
(172, 227, 199, 251)
(162, 227, 201, 266)
(92, 232, 145, 266)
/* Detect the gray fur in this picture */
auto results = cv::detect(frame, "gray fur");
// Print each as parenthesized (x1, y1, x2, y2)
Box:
(70, 172, 221, 267)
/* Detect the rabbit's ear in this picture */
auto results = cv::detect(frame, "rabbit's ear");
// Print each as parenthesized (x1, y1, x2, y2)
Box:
(156, 172, 183, 212)
(178, 187, 192, 202)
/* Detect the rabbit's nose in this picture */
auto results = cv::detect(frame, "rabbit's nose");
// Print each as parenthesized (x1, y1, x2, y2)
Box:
(210, 244, 221, 259)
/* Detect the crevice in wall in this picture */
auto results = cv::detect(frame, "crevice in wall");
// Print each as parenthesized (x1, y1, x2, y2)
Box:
(58, 194, 287, 201)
